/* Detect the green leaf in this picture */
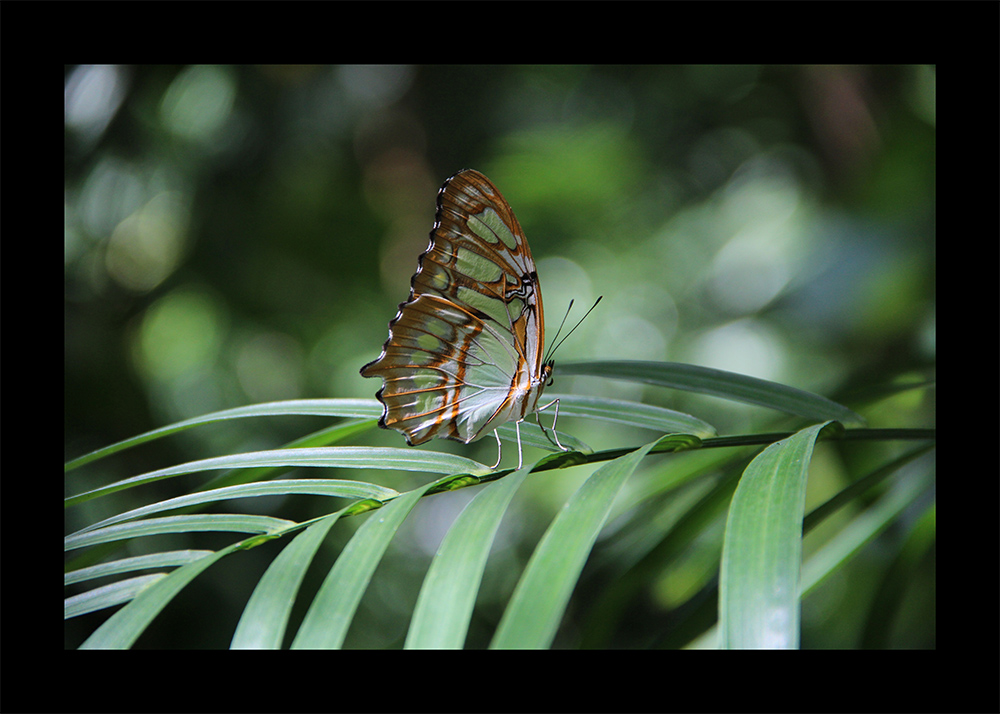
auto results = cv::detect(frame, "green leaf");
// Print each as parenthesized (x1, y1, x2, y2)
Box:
(801, 464, 933, 597)
(491, 440, 658, 649)
(290, 486, 431, 649)
(69, 479, 397, 536)
(65, 573, 168, 619)
(65, 514, 295, 551)
(65, 398, 383, 472)
(557, 360, 865, 427)
(406, 467, 531, 649)
(693, 454, 934, 650)
(718, 422, 831, 649)
(65, 550, 213, 586)
(79, 544, 240, 649)
(198, 419, 378, 492)
(231, 513, 343, 649)
(65, 447, 488, 507)
(545, 393, 716, 438)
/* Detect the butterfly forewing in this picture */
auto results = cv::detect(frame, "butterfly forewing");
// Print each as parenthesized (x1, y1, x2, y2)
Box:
(361, 169, 550, 446)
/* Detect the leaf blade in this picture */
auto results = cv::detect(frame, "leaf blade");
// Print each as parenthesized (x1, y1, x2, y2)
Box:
(65, 398, 383, 472)
(406, 468, 531, 649)
(718, 422, 830, 649)
(491, 440, 658, 649)
(557, 360, 865, 427)
(290, 486, 430, 649)
(65, 447, 488, 507)
(231, 513, 343, 649)
(78, 545, 236, 649)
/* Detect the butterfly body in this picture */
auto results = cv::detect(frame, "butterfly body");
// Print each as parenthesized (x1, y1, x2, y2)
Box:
(361, 169, 555, 458)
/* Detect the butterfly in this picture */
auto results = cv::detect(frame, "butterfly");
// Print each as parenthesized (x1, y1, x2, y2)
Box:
(360, 169, 567, 469)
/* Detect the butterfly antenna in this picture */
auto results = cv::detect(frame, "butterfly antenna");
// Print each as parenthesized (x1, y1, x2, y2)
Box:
(543, 299, 575, 363)
(544, 296, 603, 362)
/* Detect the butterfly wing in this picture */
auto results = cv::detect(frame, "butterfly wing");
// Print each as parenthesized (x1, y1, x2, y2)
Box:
(361, 169, 548, 445)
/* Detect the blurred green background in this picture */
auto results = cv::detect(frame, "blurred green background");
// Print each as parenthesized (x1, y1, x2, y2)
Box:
(65, 65, 935, 648)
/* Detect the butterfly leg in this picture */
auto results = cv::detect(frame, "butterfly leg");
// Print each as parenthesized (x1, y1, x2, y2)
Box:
(536, 398, 569, 451)
(493, 424, 524, 470)
(514, 419, 525, 470)
(491, 429, 503, 470)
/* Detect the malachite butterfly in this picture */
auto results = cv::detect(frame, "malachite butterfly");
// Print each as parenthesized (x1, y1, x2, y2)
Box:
(361, 169, 565, 469)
